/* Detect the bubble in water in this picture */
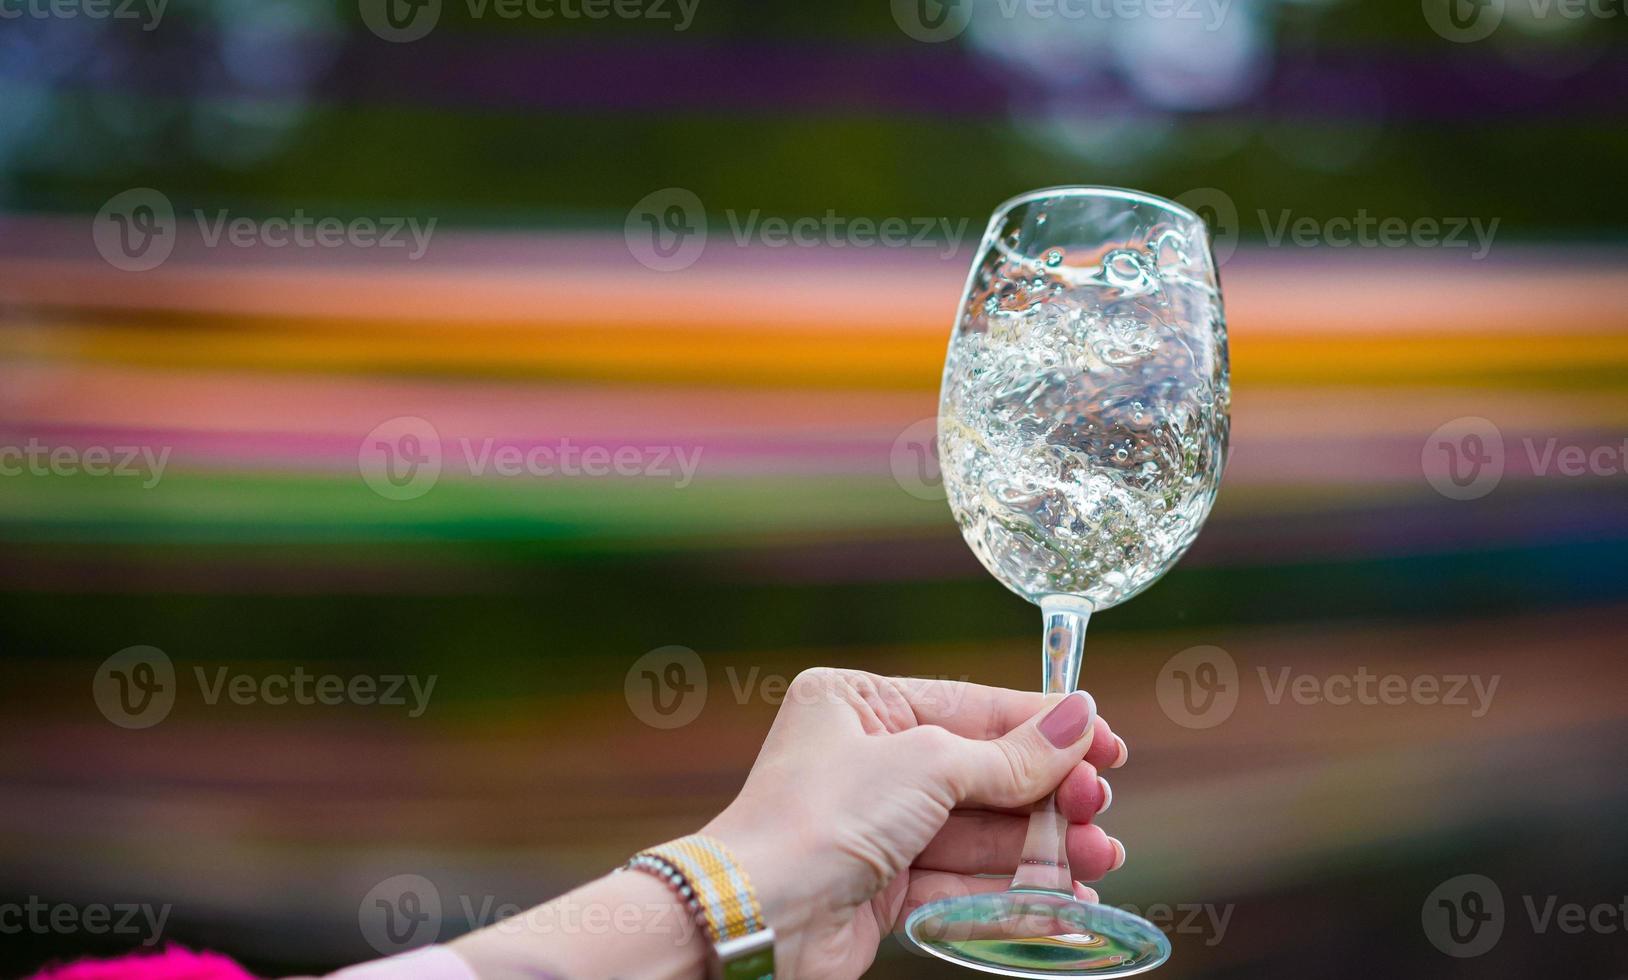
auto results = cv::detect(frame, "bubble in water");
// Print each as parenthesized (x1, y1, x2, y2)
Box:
(1045, 249, 1065, 267)
(1091, 315, 1158, 366)
(1151, 228, 1198, 276)
(1102, 248, 1158, 295)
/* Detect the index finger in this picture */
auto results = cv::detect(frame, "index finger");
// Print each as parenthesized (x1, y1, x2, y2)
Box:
(890, 677, 1124, 770)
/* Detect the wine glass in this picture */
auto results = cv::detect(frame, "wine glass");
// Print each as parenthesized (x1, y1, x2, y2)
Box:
(903, 186, 1229, 977)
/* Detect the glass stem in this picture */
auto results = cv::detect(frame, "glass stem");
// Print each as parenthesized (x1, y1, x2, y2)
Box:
(1008, 594, 1092, 896)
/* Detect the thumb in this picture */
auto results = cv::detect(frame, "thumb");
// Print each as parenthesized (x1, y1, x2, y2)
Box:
(950, 690, 1097, 809)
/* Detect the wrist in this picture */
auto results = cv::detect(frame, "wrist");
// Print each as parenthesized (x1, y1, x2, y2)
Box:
(701, 809, 808, 971)
(449, 872, 706, 980)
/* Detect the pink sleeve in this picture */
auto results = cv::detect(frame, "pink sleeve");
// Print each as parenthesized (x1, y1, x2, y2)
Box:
(327, 947, 477, 980)
(26, 945, 479, 980)
(26, 946, 256, 980)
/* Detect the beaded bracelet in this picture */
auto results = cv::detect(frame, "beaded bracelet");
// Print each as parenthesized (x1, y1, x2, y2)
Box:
(621, 834, 774, 980)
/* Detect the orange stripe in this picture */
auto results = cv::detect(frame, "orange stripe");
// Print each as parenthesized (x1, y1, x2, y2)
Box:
(4, 320, 1625, 389)
(2, 254, 1626, 337)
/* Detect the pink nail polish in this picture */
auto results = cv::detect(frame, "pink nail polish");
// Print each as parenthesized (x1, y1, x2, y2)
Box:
(1108, 837, 1126, 871)
(1038, 691, 1096, 748)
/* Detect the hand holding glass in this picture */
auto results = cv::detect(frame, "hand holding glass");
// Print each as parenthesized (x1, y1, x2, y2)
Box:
(904, 187, 1230, 978)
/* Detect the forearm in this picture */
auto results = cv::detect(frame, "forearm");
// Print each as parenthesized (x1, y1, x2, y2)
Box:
(449, 871, 707, 980)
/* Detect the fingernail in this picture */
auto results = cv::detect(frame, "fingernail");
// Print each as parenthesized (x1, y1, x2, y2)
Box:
(1108, 837, 1126, 872)
(1038, 691, 1096, 748)
(1074, 882, 1100, 904)
(1097, 777, 1112, 814)
(1111, 735, 1129, 769)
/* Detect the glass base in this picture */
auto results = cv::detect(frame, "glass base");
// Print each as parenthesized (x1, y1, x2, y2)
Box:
(904, 891, 1171, 978)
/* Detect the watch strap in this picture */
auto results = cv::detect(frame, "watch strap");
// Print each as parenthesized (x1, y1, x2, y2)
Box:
(623, 834, 774, 979)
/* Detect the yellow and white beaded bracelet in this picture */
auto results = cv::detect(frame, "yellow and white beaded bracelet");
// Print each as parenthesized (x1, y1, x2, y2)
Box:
(622, 834, 775, 980)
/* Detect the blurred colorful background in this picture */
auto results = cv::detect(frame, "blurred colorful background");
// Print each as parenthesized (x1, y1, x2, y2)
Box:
(3, 0, 1628, 976)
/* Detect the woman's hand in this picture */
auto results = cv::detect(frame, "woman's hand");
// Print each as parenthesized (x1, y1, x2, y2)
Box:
(704, 667, 1129, 980)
